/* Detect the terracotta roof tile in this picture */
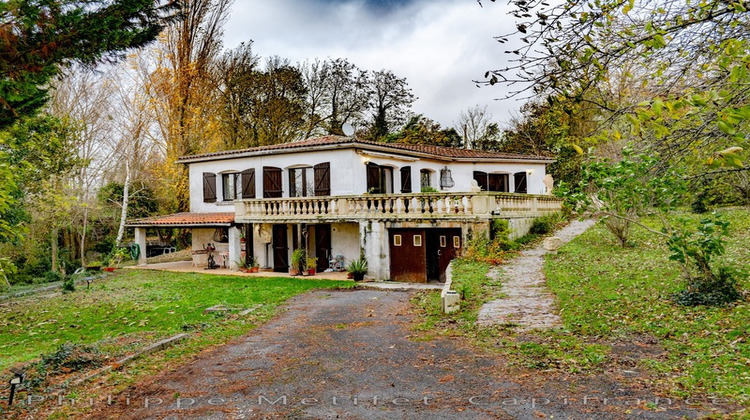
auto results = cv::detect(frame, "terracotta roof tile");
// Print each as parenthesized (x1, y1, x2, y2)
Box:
(126, 212, 234, 227)
(177, 136, 553, 163)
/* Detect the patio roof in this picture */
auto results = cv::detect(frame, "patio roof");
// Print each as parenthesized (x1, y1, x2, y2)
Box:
(126, 212, 235, 228)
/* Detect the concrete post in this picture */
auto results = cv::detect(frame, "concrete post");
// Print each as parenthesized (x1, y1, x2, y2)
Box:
(134, 228, 147, 266)
(359, 221, 387, 281)
(228, 226, 241, 271)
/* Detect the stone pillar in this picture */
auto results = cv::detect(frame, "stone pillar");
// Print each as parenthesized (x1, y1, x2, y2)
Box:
(228, 226, 242, 271)
(359, 221, 388, 281)
(134, 228, 147, 266)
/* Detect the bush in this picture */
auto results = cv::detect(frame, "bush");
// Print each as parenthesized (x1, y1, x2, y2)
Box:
(691, 190, 710, 214)
(530, 213, 560, 234)
(672, 266, 742, 307)
(24, 343, 104, 389)
(62, 276, 75, 292)
(44, 270, 64, 284)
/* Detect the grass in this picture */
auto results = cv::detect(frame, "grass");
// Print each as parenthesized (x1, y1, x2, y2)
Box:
(0, 270, 354, 374)
(544, 208, 750, 402)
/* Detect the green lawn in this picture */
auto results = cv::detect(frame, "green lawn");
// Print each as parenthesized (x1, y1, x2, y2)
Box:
(545, 208, 750, 401)
(0, 270, 354, 373)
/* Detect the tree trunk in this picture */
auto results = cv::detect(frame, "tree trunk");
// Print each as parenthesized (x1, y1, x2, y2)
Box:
(80, 206, 88, 268)
(116, 161, 131, 246)
(51, 227, 59, 274)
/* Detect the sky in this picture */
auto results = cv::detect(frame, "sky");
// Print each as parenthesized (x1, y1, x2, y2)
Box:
(223, 0, 527, 129)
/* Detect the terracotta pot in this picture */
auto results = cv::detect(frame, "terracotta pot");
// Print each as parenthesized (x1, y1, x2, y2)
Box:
(289, 269, 300, 276)
(347, 272, 354, 279)
(251, 267, 259, 273)
(308, 269, 316, 276)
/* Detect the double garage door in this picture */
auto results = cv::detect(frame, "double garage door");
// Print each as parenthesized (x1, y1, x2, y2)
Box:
(389, 228, 462, 283)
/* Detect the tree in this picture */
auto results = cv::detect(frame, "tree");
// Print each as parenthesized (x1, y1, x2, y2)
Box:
(146, 0, 231, 212)
(453, 105, 501, 150)
(482, 0, 749, 174)
(365, 70, 415, 141)
(215, 42, 260, 149)
(322, 58, 370, 135)
(0, 0, 179, 130)
(386, 115, 461, 147)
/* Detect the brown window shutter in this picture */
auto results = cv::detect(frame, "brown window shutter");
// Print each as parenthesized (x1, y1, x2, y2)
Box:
(263, 166, 283, 198)
(241, 169, 256, 199)
(203, 172, 217, 203)
(366, 163, 381, 194)
(400, 166, 412, 193)
(473, 171, 488, 191)
(314, 162, 331, 196)
(514, 172, 528, 194)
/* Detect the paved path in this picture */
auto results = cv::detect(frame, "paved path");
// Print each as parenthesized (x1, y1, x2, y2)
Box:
(477, 219, 596, 330)
(82, 288, 709, 419)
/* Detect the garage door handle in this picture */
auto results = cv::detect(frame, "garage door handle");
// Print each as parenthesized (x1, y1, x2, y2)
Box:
(437, 250, 441, 256)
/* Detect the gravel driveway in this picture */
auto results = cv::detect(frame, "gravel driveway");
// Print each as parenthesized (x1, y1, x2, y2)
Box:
(84, 289, 710, 419)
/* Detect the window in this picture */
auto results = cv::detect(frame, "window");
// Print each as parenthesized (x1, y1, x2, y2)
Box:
(400, 166, 412, 193)
(203, 172, 217, 203)
(420, 169, 433, 191)
(413, 234, 422, 247)
(473, 171, 509, 192)
(366, 163, 393, 194)
(453, 236, 461, 248)
(393, 234, 402, 246)
(513, 172, 528, 194)
(222, 173, 241, 201)
(440, 235, 446, 247)
(289, 167, 314, 197)
(313, 162, 331, 196)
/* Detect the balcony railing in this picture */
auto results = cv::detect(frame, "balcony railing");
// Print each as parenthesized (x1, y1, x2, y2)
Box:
(234, 192, 562, 222)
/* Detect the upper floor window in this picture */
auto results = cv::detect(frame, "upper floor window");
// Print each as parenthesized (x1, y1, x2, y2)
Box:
(222, 173, 241, 201)
(289, 167, 314, 197)
(203, 172, 217, 203)
(473, 171, 509, 192)
(366, 163, 393, 194)
(263, 166, 283, 198)
(420, 169, 434, 192)
(400, 166, 412, 193)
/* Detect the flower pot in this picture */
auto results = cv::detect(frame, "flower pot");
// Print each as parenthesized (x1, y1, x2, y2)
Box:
(353, 273, 365, 281)
(347, 272, 354, 279)
(251, 267, 259, 273)
(289, 268, 300, 276)
(308, 269, 316, 276)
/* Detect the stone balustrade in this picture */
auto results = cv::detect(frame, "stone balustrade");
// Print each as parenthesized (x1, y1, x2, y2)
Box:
(234, 192, 562, 223)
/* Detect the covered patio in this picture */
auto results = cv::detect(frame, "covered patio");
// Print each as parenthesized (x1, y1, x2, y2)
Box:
(126, 212, 242, 269)
(124, 261, 352, 281)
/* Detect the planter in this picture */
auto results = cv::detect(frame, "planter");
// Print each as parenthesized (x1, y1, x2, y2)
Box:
(307, 269, 316, 276)
(251, 267, 260, 273)
(289, 268, 300, 276)
(347, 272, 354, 279)
(240, 268, 251, 273)
(352, 273, 365, 281)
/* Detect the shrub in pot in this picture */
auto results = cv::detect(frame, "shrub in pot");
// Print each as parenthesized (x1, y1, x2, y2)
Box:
(347, 258, 368, 281)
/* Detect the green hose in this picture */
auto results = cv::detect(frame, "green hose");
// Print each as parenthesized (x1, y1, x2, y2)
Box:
(129, 243, 140, 260)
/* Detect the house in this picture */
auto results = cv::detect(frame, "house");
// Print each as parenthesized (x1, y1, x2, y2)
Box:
(126, 135, 562, 283)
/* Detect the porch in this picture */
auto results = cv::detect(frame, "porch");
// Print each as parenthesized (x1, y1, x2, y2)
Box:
(234, 192, 562, 223)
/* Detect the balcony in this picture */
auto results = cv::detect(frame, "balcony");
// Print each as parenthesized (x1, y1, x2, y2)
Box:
(234, 192, 563, 223)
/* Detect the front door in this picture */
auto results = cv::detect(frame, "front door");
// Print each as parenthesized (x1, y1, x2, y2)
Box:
(272, 224, 288, 272)
(389, 229, 427, 283)
(315, 224, 331, 270)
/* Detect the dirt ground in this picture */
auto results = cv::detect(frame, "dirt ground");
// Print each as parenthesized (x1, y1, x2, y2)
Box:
(78, 289, 719, 419)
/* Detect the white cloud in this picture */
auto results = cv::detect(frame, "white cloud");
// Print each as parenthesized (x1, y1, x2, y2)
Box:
(223, 0, 528, 129)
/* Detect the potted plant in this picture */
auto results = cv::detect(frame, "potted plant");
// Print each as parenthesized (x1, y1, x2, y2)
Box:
(251, 257, 260, 273)
(306, 257, 318, 276)
(347, 257, 368, 281)
(236, 258, 251, 273)
(290, 248, 306, 276)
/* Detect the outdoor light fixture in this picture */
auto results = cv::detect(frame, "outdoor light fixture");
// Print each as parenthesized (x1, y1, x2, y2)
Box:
(8, 368, 24, 406)
(526, 169, 534, 175)
(439, 167, 455, 189)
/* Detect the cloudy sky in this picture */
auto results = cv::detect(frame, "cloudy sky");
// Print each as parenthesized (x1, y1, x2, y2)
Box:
(223, 0, 526, 129)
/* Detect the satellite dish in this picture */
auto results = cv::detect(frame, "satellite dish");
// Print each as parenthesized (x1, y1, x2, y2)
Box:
(342, 123, 355, 137)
